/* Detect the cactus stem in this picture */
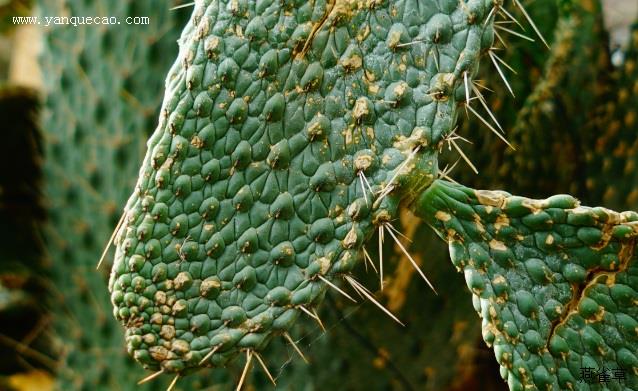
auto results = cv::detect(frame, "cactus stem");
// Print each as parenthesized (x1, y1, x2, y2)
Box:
(512, 0, 550, 48)
(378, 146, 421, 202)
(198, 345, 220, 365)
(137, 369, 164, 385)
(253, 351, 276, 386)
(488, 50, 516, 97)
(283, 333, 308, 364)
(96, 211, 126, 270)
(317, 275, 357, 303)
(236, 350, 253, 391)
(343, 275, 404, 326)
(384, 223, 437, 295)
(495, 24, 535, 42)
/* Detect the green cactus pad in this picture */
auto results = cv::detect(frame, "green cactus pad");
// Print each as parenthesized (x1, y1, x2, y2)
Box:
(39, 1, 216, 389)
(416, 179, 638, 390)
(110, 0, 503, 376)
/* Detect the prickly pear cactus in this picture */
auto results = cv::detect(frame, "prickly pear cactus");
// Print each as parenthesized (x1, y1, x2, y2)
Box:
(39, 2, 218, 389)
(275, 1, 566, 388)
(105, 0, 638, 389)
(417, 180, 638, 390)
(109, 0, 500, 378)
(448, 0, 559, 191)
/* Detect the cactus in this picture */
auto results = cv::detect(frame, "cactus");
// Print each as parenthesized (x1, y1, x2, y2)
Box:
(24, 0, 637, 389)
(281, 4, 564, 388)
(417, 180, 638, 390)
(108, 0, 510, 382)
(38, 1, 234, 389)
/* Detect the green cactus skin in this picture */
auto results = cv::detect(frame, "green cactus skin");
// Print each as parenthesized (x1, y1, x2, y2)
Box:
(106, 1, 638, 390)
(281, 3, 562, 388)
(448, 0, 559, 191)
(416, 179, 638, 390)
(38, 2, 234, 389)
(110, 0, 502, 377)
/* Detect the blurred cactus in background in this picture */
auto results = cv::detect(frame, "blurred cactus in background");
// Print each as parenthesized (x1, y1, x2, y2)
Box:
(39, 1, 197, 389)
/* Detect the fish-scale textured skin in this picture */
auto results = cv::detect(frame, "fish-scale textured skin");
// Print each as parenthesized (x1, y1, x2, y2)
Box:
(110, 0, 500, 375)
(417, 179, 638, 390)
(585, 21, 638, 211)
(277, 3, 561, 389)
(258, 2, 565, 389)
(279, 227, 493, 390)
(39, 2, 232, 389)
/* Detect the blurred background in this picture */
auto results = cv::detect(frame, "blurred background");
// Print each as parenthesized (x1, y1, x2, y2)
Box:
(0, 1, 636, 390)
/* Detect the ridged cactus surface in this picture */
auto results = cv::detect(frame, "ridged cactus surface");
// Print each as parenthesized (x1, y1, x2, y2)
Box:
(110, 1, 508, 373)
(110, 0, 502, 376)
(15, 0, 635, 389)
(39, 2, 207, 389)
(418, 180, 638, 390)
(104, 1, 638, 390)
